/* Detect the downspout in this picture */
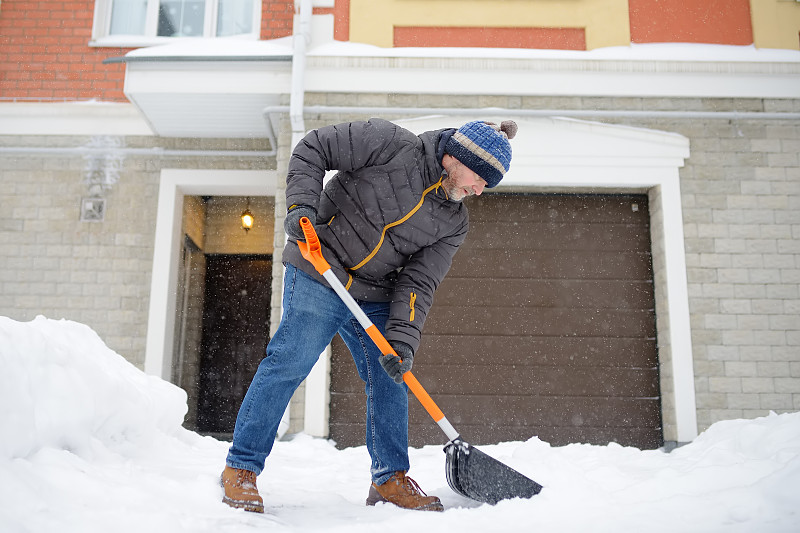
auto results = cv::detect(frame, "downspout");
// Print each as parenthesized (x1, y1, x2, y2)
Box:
(290, 0, 312, 150)
(275, 0, 313, 440)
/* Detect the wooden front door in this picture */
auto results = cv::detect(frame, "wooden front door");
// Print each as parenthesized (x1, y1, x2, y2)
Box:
(196, 254, 272, 437)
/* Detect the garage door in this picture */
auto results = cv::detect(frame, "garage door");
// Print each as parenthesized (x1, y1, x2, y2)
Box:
(329, 194, 662, 450)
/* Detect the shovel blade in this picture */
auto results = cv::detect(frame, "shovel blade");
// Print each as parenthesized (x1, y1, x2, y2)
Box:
(445, 440, 543, 504)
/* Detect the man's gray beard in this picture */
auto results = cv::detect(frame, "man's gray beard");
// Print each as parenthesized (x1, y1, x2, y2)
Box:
(441, 172, 466, 202)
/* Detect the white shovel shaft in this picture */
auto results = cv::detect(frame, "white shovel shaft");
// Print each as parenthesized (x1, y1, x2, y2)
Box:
(320, 269, 460, 442)
(321, 270, 372, 330)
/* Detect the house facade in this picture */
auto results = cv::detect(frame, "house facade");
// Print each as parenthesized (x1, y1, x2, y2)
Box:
(1, 0, 799, 448)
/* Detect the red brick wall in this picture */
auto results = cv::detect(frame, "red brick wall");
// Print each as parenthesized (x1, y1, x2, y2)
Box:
(629, 0, 753, 45)
(0, 0, 296, 102)
(262, 0, 294, 40)
(394, 26, 586, 50)
(0, 0, 132, 101)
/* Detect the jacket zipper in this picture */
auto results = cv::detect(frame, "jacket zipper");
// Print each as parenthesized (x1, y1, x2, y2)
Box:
(349, 176, 444, 272)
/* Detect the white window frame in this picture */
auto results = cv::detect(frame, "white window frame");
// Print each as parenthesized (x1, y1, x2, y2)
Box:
(90, 0, 262, 47)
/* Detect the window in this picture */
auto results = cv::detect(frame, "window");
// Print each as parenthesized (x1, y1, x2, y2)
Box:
(92, 0, 261, 45)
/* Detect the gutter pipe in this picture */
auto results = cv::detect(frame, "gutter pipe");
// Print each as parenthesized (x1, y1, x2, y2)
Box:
(264, 105, 800, 122)
(260, 105, 800, 153)
(0, 146, 275, 157)
(289, 0, 312, 150)
(274, 0, 313, 441)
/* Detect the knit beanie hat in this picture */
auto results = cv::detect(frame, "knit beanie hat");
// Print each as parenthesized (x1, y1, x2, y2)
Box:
(444, 120, 518, 188)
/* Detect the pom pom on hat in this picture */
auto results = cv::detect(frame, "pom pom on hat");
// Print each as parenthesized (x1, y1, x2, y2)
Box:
(445, 120, 517, 188)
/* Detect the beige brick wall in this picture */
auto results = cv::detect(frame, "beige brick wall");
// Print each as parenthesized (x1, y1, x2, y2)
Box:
(0, 135, 273, 368)
(578, 96, 800, 433)
(672, 108, 800, 430)
(2, 94, 798, 441)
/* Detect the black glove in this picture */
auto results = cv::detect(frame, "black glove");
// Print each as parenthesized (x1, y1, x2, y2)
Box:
(380, 341, 414, 384)
(284, 205, 316, 241)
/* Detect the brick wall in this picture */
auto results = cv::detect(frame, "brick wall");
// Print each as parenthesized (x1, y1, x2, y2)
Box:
(0, 0, 131, 101)
(673, 103, 800, 428)
(590, 97, 800, 430)
(0, 134, 274, 367)
(0, 0, 295, 102)
(1, 94, 797, 437)
(262, 0, 294, 39)
(0, 135, 159, 363)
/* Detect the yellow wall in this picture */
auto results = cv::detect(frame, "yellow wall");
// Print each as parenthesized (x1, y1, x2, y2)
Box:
(750, 0, 800, 50)
(204, 196, 275, 255)
(348, 0, 631, 50)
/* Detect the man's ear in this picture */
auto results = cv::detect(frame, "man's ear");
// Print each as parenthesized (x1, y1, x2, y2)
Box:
(442, 153, 458, 170)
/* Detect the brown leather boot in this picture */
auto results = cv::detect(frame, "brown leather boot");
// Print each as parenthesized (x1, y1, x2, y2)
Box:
(366, 471, 444, 511)
(220, 466, 264, 513)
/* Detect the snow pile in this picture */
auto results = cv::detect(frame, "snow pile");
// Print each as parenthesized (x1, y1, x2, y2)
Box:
(1, 316, 799, 533)
(0, 316, 188, 459)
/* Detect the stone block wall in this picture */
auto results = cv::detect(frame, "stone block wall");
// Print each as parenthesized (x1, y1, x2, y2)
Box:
(2, 94, 797, 439)
(0, 134, 273, 368)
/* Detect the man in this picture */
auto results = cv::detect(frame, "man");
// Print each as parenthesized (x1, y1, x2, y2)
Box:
(221, 117, 517, 513)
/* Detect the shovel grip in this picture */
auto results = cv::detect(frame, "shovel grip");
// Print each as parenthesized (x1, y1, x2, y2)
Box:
(298, 216, 331, 275)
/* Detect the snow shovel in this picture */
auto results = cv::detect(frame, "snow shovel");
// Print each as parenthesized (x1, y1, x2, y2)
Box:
(297, 217, 543, 504)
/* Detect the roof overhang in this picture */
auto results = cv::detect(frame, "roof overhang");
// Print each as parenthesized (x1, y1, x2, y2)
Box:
(114, 40, 800, 138)
(304, 42, 800, 99)
(121, 59, 290, 138)
(109, 39, 293, 138)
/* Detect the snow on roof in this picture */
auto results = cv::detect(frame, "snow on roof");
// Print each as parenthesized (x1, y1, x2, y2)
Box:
(126, 37, 800, 63)
(125, 36, 294, 58)
(310, 41, 800, 63)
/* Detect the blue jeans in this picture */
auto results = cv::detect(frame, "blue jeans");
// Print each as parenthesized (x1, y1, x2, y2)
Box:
(226, 264, 410, 485)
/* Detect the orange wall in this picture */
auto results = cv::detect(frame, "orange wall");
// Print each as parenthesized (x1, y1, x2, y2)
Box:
(629, 0, 753, 45)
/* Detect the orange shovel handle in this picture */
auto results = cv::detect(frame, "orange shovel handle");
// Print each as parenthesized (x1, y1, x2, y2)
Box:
(361, 324, 446, 423)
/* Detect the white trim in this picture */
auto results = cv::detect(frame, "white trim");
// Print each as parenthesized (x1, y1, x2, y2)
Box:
(492, 116, 698, 442)
(495, 117, 698, 442)
(118, 43, 799, 139)
(659, 179, 697, 443)
(303, 48, 800, 99)
(90, 0, 262, 46)
(0, 102, 154, 136)
(504, 163, 697, 442)
(144, 169, 276, 378)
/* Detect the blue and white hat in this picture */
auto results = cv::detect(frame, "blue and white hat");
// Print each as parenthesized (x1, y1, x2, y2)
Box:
(445, 120, 518, 188)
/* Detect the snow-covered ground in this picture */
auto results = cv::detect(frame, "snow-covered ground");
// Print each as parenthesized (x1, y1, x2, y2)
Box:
(1, 316, 798, 532)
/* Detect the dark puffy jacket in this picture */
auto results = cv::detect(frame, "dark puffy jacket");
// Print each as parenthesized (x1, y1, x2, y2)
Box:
(282, 118, 469, 352)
